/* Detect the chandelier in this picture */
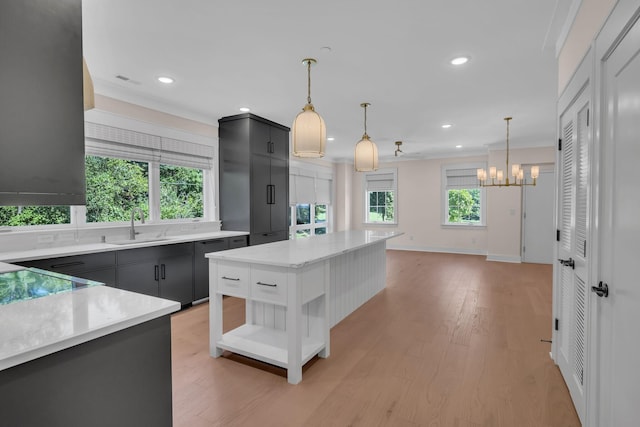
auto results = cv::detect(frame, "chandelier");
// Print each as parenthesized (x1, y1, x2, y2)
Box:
(292, 58, 326, 158)
(354, 102, 379, 171)
(477, 117, 539, 187)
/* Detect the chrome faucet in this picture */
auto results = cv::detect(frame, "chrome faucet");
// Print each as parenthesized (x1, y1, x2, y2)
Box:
(130, 208, 145, 240)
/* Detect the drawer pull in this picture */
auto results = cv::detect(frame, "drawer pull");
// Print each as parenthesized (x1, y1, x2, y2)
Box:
(256, 281, 277, 287)
(222, 276, 240, 281)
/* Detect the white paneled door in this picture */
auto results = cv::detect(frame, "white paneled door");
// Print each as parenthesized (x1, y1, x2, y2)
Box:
(596, 7, 640, 425)
(556, 86, 590, 424)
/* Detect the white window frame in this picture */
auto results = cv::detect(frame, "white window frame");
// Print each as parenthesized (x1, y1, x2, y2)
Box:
(442, 162, 486, 227)
(363, 168, 398, 225)
(290, 203, 331, 238)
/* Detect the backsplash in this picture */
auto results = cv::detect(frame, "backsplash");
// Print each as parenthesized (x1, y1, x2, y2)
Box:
(0, 221, 222, 254)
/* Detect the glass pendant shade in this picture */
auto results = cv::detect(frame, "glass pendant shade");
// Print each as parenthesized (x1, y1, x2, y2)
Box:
(292, 103, 326, 157)
(354, 135, 379, 172)
(292, 58, 325, 158)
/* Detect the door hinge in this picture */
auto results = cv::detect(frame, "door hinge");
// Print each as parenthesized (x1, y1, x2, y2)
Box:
(587, 109, 590, 127)
(584, 240, 587, 257)
(558, 138, 562, 151)
(555, 318, 559, 331)
(523, 246, 526, 253)
(556, 229, 560, 242)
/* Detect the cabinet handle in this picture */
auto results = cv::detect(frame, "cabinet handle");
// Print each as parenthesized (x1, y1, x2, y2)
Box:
(222, 276, 240, 281)
(50, 261, 85, 269)
(256, 281, 277, 287)
(266, 184, 275, 204)
(200, 239, 224, 244)
(161, 264, 166, 280)
(154, 265, 160, 281)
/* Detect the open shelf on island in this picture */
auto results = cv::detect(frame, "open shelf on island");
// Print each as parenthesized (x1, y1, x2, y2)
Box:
(217, 324, 325, 368)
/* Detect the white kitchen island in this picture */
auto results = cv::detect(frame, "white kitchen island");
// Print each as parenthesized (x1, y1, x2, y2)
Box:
(207, 230, 401, 384)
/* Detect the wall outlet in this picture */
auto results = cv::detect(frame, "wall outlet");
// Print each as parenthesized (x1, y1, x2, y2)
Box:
(409, 235, 414, 241)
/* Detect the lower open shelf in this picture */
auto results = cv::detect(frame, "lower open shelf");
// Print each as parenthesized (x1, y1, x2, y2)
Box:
(216, 324, 325, 369)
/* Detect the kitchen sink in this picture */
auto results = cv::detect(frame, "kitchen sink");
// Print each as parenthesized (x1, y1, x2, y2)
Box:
(108, 238, 170, 246)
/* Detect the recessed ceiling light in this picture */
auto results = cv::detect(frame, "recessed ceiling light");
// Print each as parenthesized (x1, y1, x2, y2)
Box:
(456, 145, 463, 149)
(239, 107, 251, 112)
(157, 76, 174, 84)
(327, 137, 335, 141)
(442, 124, 453, 129)
(450, 56, 469, 66)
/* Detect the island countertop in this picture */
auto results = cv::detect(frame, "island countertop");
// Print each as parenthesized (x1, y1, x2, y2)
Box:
(0, 283, 180, 371)
(205, 229, 403, 268)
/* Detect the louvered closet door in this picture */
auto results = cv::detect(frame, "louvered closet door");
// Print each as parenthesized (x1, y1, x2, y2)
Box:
(556, 89, 590, 424)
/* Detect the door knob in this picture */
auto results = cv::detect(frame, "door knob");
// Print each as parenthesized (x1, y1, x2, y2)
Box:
(558, 257, 575, 269)
(591, 281, 609, 298)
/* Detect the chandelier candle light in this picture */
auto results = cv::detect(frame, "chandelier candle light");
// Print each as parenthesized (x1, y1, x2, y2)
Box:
(354, 102, 379, 171)
(292, 58, 326, 158)
(477, 117, 539, 187)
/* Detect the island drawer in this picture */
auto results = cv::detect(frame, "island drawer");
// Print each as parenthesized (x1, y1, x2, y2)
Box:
(216, 261, 248, 297)
(250, 266, 287, 305)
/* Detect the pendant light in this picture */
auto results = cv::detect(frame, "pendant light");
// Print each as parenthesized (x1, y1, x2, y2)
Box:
(354, 102, 379, 171)
(292, 58, 326, 158)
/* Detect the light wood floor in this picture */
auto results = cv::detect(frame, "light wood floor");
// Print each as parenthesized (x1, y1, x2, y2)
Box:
(171, 251, 580, 427)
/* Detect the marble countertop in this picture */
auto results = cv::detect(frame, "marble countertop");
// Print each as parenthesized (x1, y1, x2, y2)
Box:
(0, 230, 249, 263)
(206, 230, 403, 268)
(0, 285, 180, 371)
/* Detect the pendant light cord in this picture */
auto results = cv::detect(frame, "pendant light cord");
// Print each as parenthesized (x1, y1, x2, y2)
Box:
(307, 60, 312, 104)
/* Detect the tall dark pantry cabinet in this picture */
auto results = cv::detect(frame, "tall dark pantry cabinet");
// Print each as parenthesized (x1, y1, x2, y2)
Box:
(219, 114, 290, 245)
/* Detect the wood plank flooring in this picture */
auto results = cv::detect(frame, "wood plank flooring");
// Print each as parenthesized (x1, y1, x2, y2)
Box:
(171, 251, 580, 426)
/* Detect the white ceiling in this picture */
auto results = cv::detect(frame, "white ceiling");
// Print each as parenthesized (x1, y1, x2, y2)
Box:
(82, 0, 573, 162)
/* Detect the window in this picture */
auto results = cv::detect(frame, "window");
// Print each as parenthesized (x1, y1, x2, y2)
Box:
(290, 203, 329, 238)
(442, 164, 485, 226)
(159, 164, 203, 220)
(364, 169, 397, 224)
(85, 155, 149, 223)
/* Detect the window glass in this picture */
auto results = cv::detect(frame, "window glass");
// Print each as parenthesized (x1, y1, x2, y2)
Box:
(315, 205, 327, 223)
(296, 204, 311, 225)
(296, 229, 311, 238)
(447, 189, 481, 223)
(366, 190, 395, 223)
(159, 164, 203, 220)
(85, 155, 149, 223)
(0, 206, 70, 226)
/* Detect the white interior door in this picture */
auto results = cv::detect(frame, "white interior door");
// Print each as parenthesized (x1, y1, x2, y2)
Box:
(597, 9, 640, 425)
(522, 167, 555, 264)
(556, 88, 590, 424)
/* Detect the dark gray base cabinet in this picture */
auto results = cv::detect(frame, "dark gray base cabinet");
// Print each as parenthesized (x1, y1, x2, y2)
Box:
(0, 316, 173, 427)
(117, 243, 194, 306)
(17, 235, 248, 306)
(193, 235, 247, 300)
(19, 252, 117, 287)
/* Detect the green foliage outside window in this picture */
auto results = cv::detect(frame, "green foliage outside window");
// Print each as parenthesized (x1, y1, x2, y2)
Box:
(160, 164, 203, 220)
(448, 188, 481, 223)
(0, 206, 70, 226)
(85, 156, 149, 222)
(368, 191, 394, 223)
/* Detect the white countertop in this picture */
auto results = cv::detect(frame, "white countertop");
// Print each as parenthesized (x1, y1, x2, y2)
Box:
(0, 285, 180, 371)
(206, 230, 403, 268)
(0, 230, 248, 263)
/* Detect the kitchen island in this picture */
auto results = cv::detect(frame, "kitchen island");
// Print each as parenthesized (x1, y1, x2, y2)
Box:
(0, 262, 180, 427)
(207, 230, 401, 384)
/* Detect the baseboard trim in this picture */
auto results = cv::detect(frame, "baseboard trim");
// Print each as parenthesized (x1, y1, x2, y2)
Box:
(386, 244, 487, 257)
(486, 254, 522, 263)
